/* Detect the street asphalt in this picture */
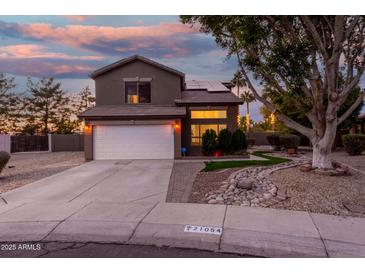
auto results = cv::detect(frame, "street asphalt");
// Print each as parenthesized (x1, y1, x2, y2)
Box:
(0, 242, 250, 258)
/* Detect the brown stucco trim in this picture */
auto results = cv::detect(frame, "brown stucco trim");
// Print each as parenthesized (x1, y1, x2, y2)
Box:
(84, 126, 93, 161)
(175, 102, 242, 106)
(81, 114, 185, 120)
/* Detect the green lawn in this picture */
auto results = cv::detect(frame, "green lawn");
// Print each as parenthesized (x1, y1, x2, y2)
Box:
(203, 151, 291, 172)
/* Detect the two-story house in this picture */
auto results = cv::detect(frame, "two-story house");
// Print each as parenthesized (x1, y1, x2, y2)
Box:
(80, 55, 242, 160)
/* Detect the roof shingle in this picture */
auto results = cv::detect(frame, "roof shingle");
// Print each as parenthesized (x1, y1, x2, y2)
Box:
(79, 105, 186, 118)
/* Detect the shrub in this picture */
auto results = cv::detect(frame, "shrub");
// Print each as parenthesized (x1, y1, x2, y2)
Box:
(231, 129, 247, 151)
(217, 128, 232, 154)
(0, 151, 10, 174)
(267, 134, 281, 151)
(202, 129, 218, 156)
(342, 134, 365, 156)
(279, 134, 300, 149)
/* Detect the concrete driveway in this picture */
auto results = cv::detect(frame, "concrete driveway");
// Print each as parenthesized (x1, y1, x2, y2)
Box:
(0, 159, 173, 243)
(1, 159, 173, 205)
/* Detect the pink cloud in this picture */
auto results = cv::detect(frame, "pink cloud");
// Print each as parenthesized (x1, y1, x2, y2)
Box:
(0, 44, 103, 60)
(63, 15, 88, 22)
(0, 58, 95, 78)
(52, 64, 93, 74)
(14, 22, 200, 49)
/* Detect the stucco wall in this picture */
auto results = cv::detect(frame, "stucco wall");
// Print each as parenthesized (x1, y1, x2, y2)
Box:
(94, 60, 182, 106)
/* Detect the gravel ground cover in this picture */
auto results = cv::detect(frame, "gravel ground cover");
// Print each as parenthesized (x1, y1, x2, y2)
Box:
(189, 168, 241, 203)
(0, 152, 85, 194)
(269, 166, 365, 217)
(328, 151, 365, 172)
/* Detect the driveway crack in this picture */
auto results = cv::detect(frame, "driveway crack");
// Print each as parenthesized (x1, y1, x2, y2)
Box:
(309, 212, 329, 257)
(40, 201, 93, 242)
(127, 201, 160, 243)
(218, 205, 228, 251)
(0, 195, 8, 205)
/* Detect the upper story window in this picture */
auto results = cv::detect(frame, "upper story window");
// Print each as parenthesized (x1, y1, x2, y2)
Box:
(191, 110, 227, 119)
(125, 82, 151, 104)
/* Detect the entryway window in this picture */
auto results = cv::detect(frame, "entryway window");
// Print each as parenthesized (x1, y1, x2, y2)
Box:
(191, 110, 227, 119)
(191, 124, 227, 145)
(125, 82, 151, 104)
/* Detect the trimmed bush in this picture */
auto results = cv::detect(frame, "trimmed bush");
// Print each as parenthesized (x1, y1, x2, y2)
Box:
(0, 151, 10, 174)
(279, 134, 300, 149)
(342, 134, 365, 156)
(202, 129, 218, 156)
(218, 128, 232, 154)
(267, 134, 281, 151)
(231, 129, 247, 151)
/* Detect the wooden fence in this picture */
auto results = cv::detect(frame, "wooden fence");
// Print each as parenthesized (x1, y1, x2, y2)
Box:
(11, 135, 49, 153)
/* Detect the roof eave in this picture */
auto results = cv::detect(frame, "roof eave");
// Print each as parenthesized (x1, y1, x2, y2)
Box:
(90, 55, 185, 79)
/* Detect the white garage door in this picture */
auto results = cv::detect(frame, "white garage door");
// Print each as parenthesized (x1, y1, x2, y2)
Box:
(93, 124, 174, 160)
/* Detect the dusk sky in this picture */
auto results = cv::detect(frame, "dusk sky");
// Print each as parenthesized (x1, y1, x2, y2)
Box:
(0, 15, 363, 120)
(0, 15, 266, 121)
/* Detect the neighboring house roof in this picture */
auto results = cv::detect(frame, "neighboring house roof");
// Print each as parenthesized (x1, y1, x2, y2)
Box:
(79, 105, 186, 118)
(90, 55, 185, 79)
(175, 90, 242, 105)
(359, 113, 365, 120)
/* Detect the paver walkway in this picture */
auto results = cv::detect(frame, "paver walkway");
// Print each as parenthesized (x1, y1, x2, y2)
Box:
(166, 161, 204, 203)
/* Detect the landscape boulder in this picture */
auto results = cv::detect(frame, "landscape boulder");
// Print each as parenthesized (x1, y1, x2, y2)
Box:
(237, 178, 255, 190)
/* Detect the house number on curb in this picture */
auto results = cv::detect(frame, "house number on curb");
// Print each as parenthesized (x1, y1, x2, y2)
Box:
(184, 225, 223, 235)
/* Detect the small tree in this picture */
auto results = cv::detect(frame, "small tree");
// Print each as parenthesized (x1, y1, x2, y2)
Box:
(25, 78, 70, 134)
(231, 129, 247, 151)
(202, 129, 218, 156)
(218, 128, 232, 153)
(0, 73, 22, 134)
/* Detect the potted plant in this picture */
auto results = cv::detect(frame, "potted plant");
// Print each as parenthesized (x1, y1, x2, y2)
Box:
(279, 134, 300, 155)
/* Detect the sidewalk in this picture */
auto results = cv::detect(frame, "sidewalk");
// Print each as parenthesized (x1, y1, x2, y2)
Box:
(1, 200, 364, 257)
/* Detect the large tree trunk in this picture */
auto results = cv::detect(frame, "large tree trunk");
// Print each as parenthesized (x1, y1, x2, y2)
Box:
(311, 121, 337, 169)
(312, 142, 333, 169)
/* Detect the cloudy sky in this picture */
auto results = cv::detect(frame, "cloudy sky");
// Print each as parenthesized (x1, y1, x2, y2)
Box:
(0, 15, 265, 120)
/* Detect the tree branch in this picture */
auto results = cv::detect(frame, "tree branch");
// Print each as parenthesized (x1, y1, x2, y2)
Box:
(338, 66, 365, 105)
(235, 50, 313, 139)
(300, 16, 329, 59)
(337, 91, 365, 125)
(345, 16, 360, 41)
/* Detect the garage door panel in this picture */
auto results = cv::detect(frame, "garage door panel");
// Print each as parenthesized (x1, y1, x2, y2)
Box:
(93, 125, 174, 160)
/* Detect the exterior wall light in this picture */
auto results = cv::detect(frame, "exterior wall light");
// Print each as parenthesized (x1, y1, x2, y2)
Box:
(174, 120, 180, 129)
(84, 124, 92, 133)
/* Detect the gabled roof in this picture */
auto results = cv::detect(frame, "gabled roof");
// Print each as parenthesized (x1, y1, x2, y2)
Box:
(90, 55, 185, 79)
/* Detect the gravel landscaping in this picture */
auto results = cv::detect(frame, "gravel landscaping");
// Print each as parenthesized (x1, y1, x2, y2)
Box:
(0, 152, 85, 194)
(269, 166, 365, 217)
(189, 168, 241, 203)
(188, 151, 365, 217)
